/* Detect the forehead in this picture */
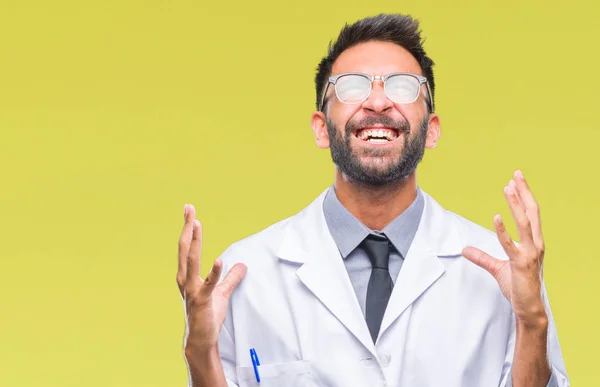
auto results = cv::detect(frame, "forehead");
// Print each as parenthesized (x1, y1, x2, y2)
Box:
(331, 41, 423, 76)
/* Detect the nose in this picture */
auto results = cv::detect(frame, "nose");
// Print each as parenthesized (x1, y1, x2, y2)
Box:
(361, 80, 393, 114)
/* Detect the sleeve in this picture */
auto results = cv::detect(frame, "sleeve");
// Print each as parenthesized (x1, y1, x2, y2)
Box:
(217, 250, 240, 387)
(498, 282, 569, 387)
(220, 324, 239, 387)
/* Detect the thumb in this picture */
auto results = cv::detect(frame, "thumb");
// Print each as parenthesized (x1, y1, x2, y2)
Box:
(462, 246, 504, 279)
(219, 262, 248, 299)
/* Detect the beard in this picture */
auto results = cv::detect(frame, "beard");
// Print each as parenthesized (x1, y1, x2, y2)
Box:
(326, 114, 429, 186)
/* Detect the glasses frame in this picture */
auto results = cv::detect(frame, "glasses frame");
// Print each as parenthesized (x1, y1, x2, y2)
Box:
(318, 72, 434, 113)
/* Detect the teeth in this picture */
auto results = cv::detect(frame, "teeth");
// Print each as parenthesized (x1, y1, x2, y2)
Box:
(356, 128, 398, 142)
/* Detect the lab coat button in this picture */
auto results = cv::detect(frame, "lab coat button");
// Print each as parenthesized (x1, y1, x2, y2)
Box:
(378, 351, 391, 367)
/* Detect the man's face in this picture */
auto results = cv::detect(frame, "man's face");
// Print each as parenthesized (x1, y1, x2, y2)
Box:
(313, 41, 439, 185)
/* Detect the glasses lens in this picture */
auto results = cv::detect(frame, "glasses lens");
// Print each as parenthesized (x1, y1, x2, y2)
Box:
(385, 75, 420, 104)
(335, 75, 371, 104)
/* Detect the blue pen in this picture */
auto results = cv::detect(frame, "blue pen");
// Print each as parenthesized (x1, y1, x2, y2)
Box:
(250, 348, 261, 383)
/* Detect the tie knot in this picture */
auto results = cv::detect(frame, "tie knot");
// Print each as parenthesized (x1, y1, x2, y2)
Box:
(362, 234, 390, 270)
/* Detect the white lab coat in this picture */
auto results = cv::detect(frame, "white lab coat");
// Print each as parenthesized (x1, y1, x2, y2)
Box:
(217, 189, 569, 387)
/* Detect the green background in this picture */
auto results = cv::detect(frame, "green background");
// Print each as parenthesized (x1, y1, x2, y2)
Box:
(0, 0, 595, 385)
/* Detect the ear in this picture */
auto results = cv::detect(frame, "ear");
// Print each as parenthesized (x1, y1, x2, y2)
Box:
(311, 111, 330, 149)
(424, 113, 441, 149)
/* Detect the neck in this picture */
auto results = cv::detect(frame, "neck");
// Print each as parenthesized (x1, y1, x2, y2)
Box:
(333, 170, 418, 231)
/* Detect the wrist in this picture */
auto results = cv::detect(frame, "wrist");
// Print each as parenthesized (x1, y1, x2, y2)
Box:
(516, 311, 548, 332)
(184, 331, 219, 355)
(185, 343, 220, 365)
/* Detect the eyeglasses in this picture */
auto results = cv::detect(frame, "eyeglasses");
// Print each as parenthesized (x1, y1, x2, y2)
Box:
(318, 72, 433, 113)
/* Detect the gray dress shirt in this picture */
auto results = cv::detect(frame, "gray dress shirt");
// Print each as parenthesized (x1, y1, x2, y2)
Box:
(322, 186, 424, 316)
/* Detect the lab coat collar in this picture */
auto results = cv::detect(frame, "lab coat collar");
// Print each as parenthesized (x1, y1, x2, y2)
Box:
(379, 190, 463, 339)
(277, 188, 463, 353)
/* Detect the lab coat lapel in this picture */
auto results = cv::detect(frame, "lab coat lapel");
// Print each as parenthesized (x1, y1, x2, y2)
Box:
(277, 190, 377, 356)
(379, 192, 463, 337)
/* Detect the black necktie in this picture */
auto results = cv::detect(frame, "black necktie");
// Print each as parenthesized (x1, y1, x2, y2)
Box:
(363, 233, 393, 343)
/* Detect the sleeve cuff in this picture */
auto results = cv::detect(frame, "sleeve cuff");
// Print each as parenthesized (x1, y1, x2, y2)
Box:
(503, 366, 566, 387)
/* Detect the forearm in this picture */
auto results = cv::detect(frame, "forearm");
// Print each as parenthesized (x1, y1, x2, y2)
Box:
(511, 316, 552, 387)
(185, 345, 228, 387)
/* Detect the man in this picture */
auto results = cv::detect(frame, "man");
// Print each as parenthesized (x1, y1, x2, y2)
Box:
(177, 14, 569, 387)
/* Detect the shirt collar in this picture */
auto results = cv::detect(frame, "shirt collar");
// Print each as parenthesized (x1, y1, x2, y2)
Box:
(323, 186, 425, 259)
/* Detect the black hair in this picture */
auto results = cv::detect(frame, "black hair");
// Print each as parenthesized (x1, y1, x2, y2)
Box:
(315, 14, 435, 112)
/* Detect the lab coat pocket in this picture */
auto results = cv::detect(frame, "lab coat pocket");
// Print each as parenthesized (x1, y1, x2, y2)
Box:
(237, 359, 317, 387)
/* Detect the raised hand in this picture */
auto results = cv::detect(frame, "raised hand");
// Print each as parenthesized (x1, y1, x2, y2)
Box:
(177, 204, 247, 353)
(462, 170, 547, 326)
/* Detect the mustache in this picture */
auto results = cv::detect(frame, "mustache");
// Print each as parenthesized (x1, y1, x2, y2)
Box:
(345, 116, 410, 134)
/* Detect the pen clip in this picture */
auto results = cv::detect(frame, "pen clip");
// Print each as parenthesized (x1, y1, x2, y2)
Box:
(250, 348, 261, 383)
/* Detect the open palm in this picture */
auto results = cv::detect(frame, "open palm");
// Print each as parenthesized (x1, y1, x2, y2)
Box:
(462, 170, 546, 323)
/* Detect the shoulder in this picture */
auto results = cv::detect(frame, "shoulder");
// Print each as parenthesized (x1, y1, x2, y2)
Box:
(422, 190, 508, 261)
(218, 216, 292, 268)
(218, 188, 329, 269)
(449, 211, 509, 261)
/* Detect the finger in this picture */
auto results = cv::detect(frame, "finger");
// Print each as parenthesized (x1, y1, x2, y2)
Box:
(513, 170, 544, 249)
(508, 179, 523, 204)
(462, 246, 506, 280)
(218, 262, 248, 300)
(201, 258, 224, 294)
(493, 214, 518, 258)
(177, 204, 196, 293)
(505, 180, 534, 246)
(513, 170, 536, 207)
(185, 219, 203, 286)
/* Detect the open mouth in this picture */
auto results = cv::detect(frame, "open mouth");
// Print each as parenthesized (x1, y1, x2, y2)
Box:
(354, 128, 400, 143)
